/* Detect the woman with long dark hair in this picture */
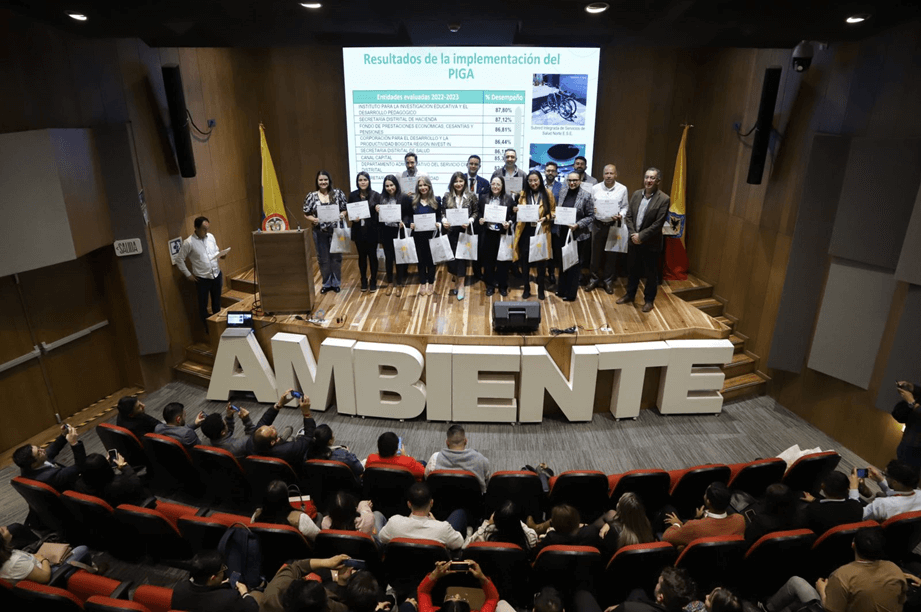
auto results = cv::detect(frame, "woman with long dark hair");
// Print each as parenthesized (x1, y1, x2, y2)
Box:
(252, 480, 321, 542)
(463, 500, 537, 551)
(303, 170, 348, 293)
(320, 491, 375, 535)
(407, 176, 441, 296)
(306, 424, 363, 479)
(377, 175, 412, 296)
(512, 171, 555, 300)
(442, 171, 478, 300)
(349, 171, 381, 292)
(477, 176, 514, 297)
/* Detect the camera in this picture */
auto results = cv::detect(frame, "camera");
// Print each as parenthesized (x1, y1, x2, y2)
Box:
(792, 41, 814, 72)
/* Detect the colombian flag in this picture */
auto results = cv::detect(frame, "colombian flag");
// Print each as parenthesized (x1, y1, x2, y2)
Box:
(260, 124, 288, 229)
(663, 125, 689, 280)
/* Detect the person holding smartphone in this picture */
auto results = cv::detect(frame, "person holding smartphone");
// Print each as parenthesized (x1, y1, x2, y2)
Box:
(417, 560, 498, 612)
(171, 550, 261, 611)
(893, 380, 921, 468)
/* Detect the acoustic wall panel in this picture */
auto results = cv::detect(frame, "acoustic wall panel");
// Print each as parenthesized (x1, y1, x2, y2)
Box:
(828, 138, 921, 270)
(876, 285, 921, 411)
(768, 135, 851, 373)
(895, 183, 921, 286)
(807, 260, 897, 389)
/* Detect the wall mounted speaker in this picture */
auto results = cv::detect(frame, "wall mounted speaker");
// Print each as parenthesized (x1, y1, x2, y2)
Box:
(746, 66, 782, 185)
(162, 64, 196, 178)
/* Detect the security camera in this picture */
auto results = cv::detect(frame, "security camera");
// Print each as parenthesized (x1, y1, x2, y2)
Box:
(792, 40, 814, 72)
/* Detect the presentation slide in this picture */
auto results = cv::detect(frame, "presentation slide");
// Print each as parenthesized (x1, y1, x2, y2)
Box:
(343, 47, 601, 193)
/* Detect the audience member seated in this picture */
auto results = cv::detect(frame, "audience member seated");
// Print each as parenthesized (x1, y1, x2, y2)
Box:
(320, 491, 375, 535)
(0, 524, 90, 583)
(154, 402, 205, 448)
(418, 561, 499, 612)
(744, 484, 805, 546)
(308, 424, 364, 479)
(425, 425, 491, 493)
(252, 480, 321, 542)
(463, 500, 538, 551)
(343, 569, 390, 612)
(171, 550, 261, 612)
(200, 403, 257, 459)
(500, 586, 564, 612)
(115, 396, 160, 438)
(260, 554, 350, 612)
(608, 567, 697, 612)
(596, 492, 655, 554)
(850, 460, 921, 522)
(245, 390, 315, 475)
(531, 503, 602, 554)
(685, 588, 742, 612)
(799, 471, 863, 536)
(377, 482, 465, 550)
(12, 423, 86, 492)
(75, 451, 149, 508)
(366, 432, 426, 480)
(662, 482, 744, 550)
(763, 529, 910, 612)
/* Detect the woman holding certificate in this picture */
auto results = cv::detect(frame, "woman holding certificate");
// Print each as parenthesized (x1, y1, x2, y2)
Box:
(512, 171, 555, 301)
(377, 175, 412, 296)
(348, 172, 381, 292)
(303, 170, 348, 294)
(405, 176, 441, 296)
(478, 176, 514, 297)
(442, 172, 479, 300)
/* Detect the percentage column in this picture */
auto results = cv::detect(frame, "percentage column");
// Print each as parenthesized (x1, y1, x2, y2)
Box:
(482, 91, 526, 169)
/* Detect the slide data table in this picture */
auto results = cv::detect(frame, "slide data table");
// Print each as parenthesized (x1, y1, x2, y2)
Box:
(353, 90, 526, 185)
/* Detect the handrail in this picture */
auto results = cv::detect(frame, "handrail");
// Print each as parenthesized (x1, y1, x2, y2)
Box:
(40, 320, 109, 353)
(0, 346, 41, 374)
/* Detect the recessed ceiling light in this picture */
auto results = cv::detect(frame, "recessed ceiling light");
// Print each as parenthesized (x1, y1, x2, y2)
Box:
(585, 2, 609, 13)
(67, 12, 87, 21)
(300, 2, 322, 8)
(846, 14, 869, 24)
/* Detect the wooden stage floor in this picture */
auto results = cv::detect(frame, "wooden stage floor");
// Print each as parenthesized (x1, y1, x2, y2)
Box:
(217, 260, 726, 344)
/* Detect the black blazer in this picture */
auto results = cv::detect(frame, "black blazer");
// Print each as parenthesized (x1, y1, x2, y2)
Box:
(801, 499, 864, 536)
(21, 434, 86, 492)
(348, 189, 380, 243)
(625, 189, 671, 252)
(477, 193, 514, 233)
(244, 408, 316, 476)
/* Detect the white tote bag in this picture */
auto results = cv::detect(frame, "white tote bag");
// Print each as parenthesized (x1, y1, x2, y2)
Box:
(393, 226, 418, 265)
(605, 219, 630, 253)
(330, 219, 352, 254)
(429, 227, 455, 264)
(455, 225, 478, 261)
(562, 229, 580, 271)
(528, 222, 550, 263)
(497, 225, 515, 262)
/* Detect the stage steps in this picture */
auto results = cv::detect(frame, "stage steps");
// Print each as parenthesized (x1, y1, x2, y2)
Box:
(667, 275, 768, 402)
(173, 342, 215, 388)
(221, 289, 251, 308)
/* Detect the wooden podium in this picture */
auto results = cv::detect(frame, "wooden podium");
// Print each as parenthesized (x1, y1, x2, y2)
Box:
(253, 230, 315, 314)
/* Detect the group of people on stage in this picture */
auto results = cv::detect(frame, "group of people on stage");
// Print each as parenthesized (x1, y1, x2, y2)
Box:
(301, 149, 673, 311)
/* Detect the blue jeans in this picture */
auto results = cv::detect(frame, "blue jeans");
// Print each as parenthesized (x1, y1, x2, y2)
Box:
(313, 229, 342, 289)
(57, 545, 91, 580)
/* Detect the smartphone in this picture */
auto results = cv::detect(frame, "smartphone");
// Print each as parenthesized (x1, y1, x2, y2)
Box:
(449, 561, 471, 572)
(107, 448, 118, 462)
(291, 391, 303, 399)
(228, 570, 241, 588)
(230, 405, 241, 412)
(397, 436, 403, 455)
(856, 468, 869, 479)
(342, 559, 367, 570)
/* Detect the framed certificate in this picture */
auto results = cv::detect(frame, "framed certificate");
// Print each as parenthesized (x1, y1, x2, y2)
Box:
(505, 176, 522, 195)
(484, 204, 507, 224)
(318, 204, 340, 223)
(346, 201, 370, 221)
(413, 213, 437, 232)
(595, 201, 620, 221)
(517, 205, 539, 223)
(445, 208, 469, 226)
(400, 175, 417, 194)
(379, 204, 402, 224)
(555, 206, 577, 226)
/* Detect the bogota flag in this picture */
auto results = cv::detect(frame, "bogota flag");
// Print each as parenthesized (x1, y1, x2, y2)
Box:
(663, 125, 690, 280)
(260, 124, 288, 231)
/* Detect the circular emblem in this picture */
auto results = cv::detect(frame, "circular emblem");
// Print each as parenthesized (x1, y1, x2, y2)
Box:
(261, 214, 289, 232)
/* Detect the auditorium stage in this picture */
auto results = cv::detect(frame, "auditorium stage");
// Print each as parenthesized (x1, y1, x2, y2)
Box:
(210, 260, 727, 346)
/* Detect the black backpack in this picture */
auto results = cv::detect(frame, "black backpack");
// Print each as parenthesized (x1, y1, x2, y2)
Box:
(218, 523, 263, 588)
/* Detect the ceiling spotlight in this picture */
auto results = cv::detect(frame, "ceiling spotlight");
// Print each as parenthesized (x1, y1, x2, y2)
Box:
(67, 12, 87, 21)
(585, 2, 610, 13)
(448, 23, 461, 33)
(300, 2, 322, 8)
(846, 14, 870, 24)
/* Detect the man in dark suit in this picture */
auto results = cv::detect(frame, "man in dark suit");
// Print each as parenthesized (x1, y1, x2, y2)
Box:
(13, 424, 86, 492)
(607, 566, 697, 612)
(466, 155, 490, 197)
(618, 167, 671, 313)
(244, 390, 315, 476)
(800, 471, 863, 535)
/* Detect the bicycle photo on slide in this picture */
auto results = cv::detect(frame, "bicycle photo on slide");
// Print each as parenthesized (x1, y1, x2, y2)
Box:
(532, 73, 588, 127)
